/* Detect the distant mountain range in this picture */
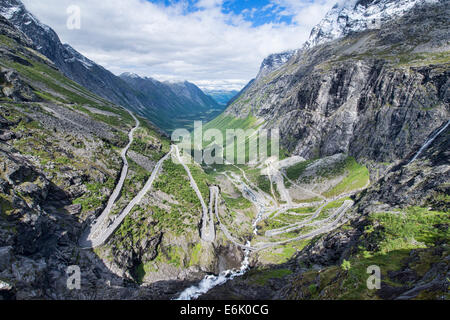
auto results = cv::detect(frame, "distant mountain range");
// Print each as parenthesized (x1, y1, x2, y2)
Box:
(0, 0, 224, 133)
(119, 73, 225, 131)
(203, 89, 239, 106)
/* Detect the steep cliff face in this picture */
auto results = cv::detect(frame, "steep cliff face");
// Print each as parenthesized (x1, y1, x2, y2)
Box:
(224, 0, 449, 164)
(256, 50, 297, 80)
(0, 14, 164, 299)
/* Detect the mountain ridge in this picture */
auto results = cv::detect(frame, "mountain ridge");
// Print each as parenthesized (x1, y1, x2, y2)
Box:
(0, 14, 239, 298)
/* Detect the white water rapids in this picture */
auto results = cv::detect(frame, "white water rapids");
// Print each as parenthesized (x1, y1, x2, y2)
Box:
(175, 241, 252, 300)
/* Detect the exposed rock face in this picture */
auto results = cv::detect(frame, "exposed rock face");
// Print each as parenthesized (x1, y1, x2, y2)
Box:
(0, 0, 447, 302)
(225, 0, 449, 164)
(0, 12, 31, 46)
(0, 0, 145, 112)
(110, 228, 163, 279)
(0, 105, 193, 299)
(280, 128, 449, 300)
(198, 0, 449, 301)
(244, 0, 441, 95)
(354, 124, 450, 213)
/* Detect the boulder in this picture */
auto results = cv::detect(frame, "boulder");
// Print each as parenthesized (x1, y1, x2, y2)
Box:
(0, 131, 15, 141)
(65, 203, 82, 215)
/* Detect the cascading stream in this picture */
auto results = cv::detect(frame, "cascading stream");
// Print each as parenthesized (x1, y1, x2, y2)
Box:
(408, 120, 450, 164)
(175, 241, 252, 300)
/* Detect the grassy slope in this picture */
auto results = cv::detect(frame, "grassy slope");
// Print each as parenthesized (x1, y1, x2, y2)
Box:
(286, 206, 449, 300)
(0, 31, 170, 225)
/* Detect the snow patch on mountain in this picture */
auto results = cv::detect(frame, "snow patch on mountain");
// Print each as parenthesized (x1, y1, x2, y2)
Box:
(304, 0, 439, 49)
(120, 72, 141, 79)
(0, 5, 20, 19)
(63, 44, 95, 69)
(255, 0, 438, 79)
(0, 0, 50, 32)
(256, 49, 298, 79)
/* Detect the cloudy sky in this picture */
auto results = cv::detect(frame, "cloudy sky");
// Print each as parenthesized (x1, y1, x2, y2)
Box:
(22, 0, 339, 90)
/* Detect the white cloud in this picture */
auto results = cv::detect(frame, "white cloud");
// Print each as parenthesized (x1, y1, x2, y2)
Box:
(21, 0, 337, 90)
(271, 0, 343, 25)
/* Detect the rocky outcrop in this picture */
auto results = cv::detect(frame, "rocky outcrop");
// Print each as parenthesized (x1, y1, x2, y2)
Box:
(198, 0, 449, 301)
(0, 104, 195, 300)
(0, 0, 447, 302)
(0, 15, 206, 299)
(0, 0, 144, 111)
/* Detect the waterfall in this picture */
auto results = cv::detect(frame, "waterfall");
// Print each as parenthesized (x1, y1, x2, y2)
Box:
(174, 174, 267, 300)
(174, 242, 251, 300)
(408, 120, 450, 165)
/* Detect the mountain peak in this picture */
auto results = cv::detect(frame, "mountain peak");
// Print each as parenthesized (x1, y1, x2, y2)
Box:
(0, 0, 50, 33)
(254, 0, 438, 81)
(304, 0, 438, 49)
(256, 50, 297, 80)
(120, 72, 141, 79)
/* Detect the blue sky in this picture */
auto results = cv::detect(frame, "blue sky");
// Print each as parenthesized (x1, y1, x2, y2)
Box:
(223, 0, 294, 26)
(147, 0, 296, 26)
(22, 0, 338, 90)
(147, 0, 298, 26)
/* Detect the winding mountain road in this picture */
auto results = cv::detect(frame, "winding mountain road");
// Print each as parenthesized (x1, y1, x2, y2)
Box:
(211, 185, 256, 251)
(254, 199, 353, 250)
(79, 110, 139, 248)
(173, 145, 215, 242)
(215, 157, 361, 252)
(80, 147, 172, 248)
(281, 172, 326, 200)
(79, 140, 220, 248)
(265, 200, 353, 237)
(78, 120, 360, 255)
(79, 113, 175, 248)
